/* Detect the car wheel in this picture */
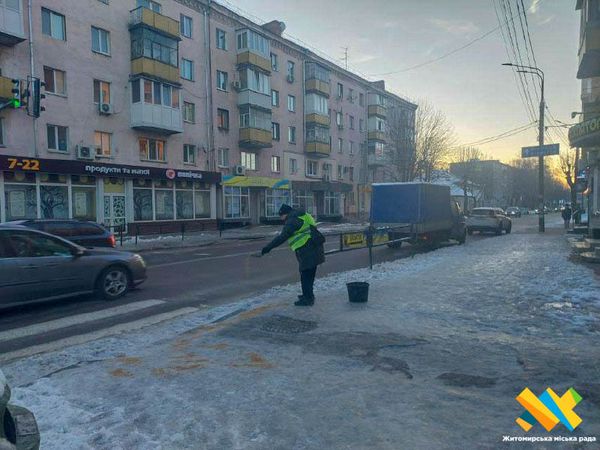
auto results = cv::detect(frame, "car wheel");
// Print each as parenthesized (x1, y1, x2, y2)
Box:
(467, 228, 473, 235)
(495, 224, 503, 235)
(506, 223, 512, 234)
(97, 265, 130, 300)
(458, 229, 467, 244)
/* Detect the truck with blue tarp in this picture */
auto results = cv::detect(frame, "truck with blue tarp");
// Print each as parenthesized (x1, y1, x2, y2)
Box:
(370, 182, 466, 247)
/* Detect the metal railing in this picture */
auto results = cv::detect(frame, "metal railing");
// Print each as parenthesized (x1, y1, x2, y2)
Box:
(105, 222, 211, 247)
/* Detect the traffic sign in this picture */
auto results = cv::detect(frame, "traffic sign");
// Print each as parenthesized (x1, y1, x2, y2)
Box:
(521, 144, 560, 158)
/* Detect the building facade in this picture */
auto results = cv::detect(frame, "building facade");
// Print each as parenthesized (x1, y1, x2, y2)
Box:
(0, 0, 416, 229)
(570, 0, 600, 237)
(449, 160, 511, 207)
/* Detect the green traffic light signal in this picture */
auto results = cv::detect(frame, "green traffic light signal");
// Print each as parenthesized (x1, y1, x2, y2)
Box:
(12, 99, 20, 108)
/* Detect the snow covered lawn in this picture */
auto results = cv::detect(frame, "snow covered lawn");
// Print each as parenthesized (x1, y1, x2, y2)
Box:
(4, 226, 600, 449)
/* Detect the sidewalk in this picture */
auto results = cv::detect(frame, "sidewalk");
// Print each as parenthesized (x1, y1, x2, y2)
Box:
(116, 222, 369, 252)
(5, 226, 600, 449)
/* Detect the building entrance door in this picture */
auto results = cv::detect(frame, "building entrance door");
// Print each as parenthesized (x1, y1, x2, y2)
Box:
(103, 194, 126, 231)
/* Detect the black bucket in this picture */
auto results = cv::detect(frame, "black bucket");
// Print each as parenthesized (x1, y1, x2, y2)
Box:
(347, 282, 369, 303)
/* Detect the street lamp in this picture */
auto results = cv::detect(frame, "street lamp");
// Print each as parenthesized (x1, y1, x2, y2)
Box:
(502, 62, 546, 232)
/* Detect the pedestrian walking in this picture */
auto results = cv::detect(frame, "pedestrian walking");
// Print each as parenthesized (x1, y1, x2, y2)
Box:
(260, 204, 325, 306)
(562, 205, 572, 230)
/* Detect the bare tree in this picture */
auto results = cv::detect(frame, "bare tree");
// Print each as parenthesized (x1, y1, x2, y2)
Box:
(409, 100, 456, 182)
(558, 147, 578, 207)
(449, 146, 484, 211)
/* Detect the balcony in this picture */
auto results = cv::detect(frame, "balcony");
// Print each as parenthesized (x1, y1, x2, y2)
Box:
(305, 141, 331, 157)
(131, 57, 180, 84)
(130, 6, 180, 40)
(239, 128, 272, 149)
(238, 90, 271, 111)
(305, 79, 330, 98)
(578, 23, 600, 79)
(0, 3, 24, 46)
(368, 153, 386, 167)
(368, 130, 386, 142)
(368, 104, 387, 118)
(237, 51, 271, 74)
(305, 113, 330, 127)
(131, 102, 183, 135)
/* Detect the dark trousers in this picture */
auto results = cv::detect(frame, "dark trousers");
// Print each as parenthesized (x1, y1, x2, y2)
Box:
(300, 267, 317, 299)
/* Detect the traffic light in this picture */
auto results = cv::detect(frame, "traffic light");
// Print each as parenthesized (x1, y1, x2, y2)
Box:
(28, 77, 46, 118)
(11, 79, 21, 108)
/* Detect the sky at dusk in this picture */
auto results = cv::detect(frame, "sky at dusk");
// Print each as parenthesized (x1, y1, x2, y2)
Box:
(221, 0, 579, 163)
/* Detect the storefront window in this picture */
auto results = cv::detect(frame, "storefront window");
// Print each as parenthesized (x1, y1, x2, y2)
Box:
(39, 174, 69, 219)
(4, 172, 37, 221)
(133, 189, 153, 221)
(176, 180, 194, 220)
(324, 192, 341, 216)
(194, 183, 211, 218)
(293, 190, 316, 215)
(265, 189, 290, 218)
(224, 186, 250, 219)
(71, 175, 97, 221)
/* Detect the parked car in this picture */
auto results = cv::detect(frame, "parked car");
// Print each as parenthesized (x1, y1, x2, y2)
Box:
(506, 207, 522, 218)
(466, 207, 512, 235)
(0, 226, 146, 308)
(5, 219, 116, 248)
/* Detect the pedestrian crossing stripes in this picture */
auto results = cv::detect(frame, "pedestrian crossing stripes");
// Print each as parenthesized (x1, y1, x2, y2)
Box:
(0, 299, 166, 344)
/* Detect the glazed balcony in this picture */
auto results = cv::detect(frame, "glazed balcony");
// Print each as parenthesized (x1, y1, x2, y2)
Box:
(129, 6, 180, 40)
(237, 51, 271, 73)
(131, 58, 180, 85)
(368, 104, 387, 118)
(239, 128, 272, 149)
(238, 90, 271, 111)
(368, 153, 386, 167)
(368, 130, 386, 142)
(305, 113, 330, 127)
(131, 102, 183, 135)
(305, 79, 330, 98)
(305, 141, 331, 157)
(578, 22, 600, 79)
(0, 2, 25, 46)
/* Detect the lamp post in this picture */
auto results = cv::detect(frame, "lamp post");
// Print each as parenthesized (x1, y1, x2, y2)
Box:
(502, 63, 546, 232)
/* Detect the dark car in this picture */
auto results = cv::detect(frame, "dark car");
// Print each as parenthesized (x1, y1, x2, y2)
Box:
(0, 226, 146, 308)
(506, 207, 522, 218)
(5, 219, 116, 248)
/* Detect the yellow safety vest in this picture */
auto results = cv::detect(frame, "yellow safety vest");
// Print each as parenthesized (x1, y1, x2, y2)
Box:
(287, 213, 316, 251)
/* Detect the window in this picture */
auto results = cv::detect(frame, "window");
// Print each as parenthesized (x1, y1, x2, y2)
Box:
(271, 89, 279, 107)
(42, 8, 65, 41)
(131, 27, 178, 67)
(236, 29, 269, 57)
(325, 192, 341, 215)
(305, 62, 330, 82)
(224, 186, 250, 219)
(239, 105, 271, 131)
(349, 115, 355, 130)
(91, 26, 110, 55)
(293, 190, 315, 215)
(47, 125, 68, 152)
(271, 155, 280, 173)
(337, 82, 343, 99)
(337, 164, 343, 180)
(305, 93, 328, 116)
(216, 28, 227, 50)
(359, 118, 365, 132)
(270, 52, 278, 71)
(287, 95, 296, 112)
(288, 126, 296, 143)
(306, 160, 318, 177)
(240, 151, 256, 170)
(272, 122, 280, 141)
(217, 108, 229, 130)
(183, 144, 196, 164)
(338, 138, 343, 153)
(181, 59, 194, 81)
(323, 163, 332, 179)
(218, 148, 229, 167)
(306, 124, 329, 144)
(349, 141, 354, 155)
(336, 111, 343, 127)
(94, 131, 111, 157)
(216, 70, 228, 91)
(239, 67, 270, 94)
(180, 14, 192, 38)
(359, 93, 365, 106)
(289, 158, 298, 175)
(287, 61, 295, 81)
(265, 189, 290, 218)
(139, 137, 166, 162)
(370, 116, 385, 132)
(44, 67, 66, 95)
(137, 0, 161, 12)
(183, 102, 195, 123)
(348, 167, 354, 182)
(93, 79, 110, 104)
(348, 88, 354, 103)
(137, 79, 180, 108)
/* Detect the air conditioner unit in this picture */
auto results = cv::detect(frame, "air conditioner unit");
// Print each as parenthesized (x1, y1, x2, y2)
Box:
(286, 75, 294, 83)
(99, 103, 114, 115)
(233, 165, 246, 176)
(231, 81, 241, 91)
(76, 145, 95, 160)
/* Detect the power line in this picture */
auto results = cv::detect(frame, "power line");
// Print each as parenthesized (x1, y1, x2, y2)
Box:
(456, 121, 536, 147)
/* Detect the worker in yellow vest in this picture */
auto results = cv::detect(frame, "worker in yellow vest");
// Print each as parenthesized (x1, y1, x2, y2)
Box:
(261, 204, 325, 306)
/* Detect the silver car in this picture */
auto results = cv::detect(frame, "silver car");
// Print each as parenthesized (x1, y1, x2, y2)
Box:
(466, 207, 512, 235)
(0, 226, 146, 308)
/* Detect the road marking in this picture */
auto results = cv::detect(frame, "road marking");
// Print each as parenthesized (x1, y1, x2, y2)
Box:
(0, 299, 165, 343)
(0, 307, 198, 363)
(150, 248, 285, 268)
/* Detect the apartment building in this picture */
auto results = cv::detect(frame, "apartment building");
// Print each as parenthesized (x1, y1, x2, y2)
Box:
(570, 0, 600, 237)
(0, 0, 416, 229)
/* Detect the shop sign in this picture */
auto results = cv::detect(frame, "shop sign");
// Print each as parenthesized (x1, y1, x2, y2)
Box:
(0, 155, 221, 183)
(223, 175, 290, 189)
(569, 117, 600, 147)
